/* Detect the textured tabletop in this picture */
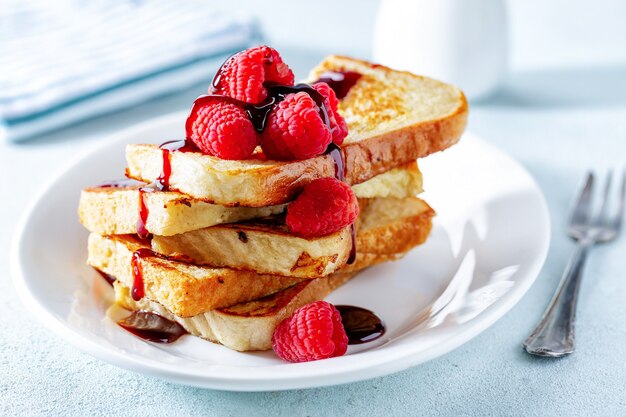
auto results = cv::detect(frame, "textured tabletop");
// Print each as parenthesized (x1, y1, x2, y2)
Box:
(2, 1, 626, 415)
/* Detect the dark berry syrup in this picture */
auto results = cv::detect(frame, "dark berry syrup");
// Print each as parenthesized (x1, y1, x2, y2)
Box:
(135, 139, 199, 239)
(118, 311, 186, 343)
(313, 71, 362, 99)
(336, 305, 385, 344)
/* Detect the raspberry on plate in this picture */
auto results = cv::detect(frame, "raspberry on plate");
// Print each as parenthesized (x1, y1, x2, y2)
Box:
(185, 96, 258, 160)
(272, 301, 348, 363)
(313, 82, 348, 145)
(211, 45, 295, 104)
(286, 177, 359, 238)
(260, 92, 332, 160)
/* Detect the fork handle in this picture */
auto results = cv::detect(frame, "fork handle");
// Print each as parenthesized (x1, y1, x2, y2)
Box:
(523, 239, 593, 357)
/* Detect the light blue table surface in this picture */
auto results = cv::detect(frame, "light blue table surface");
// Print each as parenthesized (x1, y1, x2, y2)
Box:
(2, 1, 626, 415)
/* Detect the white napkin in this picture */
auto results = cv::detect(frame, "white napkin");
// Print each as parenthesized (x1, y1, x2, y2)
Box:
(0, 0, 261, 141)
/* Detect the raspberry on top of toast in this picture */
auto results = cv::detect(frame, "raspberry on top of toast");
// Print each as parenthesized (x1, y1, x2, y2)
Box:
(185, 45, 357, 240)
(186, 45, 348, 161)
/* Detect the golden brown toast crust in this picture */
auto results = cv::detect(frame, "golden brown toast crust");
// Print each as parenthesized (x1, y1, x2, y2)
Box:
(311, 56, 468, 185)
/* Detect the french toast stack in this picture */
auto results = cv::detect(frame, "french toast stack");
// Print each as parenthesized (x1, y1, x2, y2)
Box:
(78, 54, 467, 353)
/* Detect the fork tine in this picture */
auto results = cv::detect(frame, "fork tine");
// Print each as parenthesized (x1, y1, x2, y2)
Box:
(597, 170, 613, 224)
(570, 172, 594, 225)
(610, 170, 626, 231)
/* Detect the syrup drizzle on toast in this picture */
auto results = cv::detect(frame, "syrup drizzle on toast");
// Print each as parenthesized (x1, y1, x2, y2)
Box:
(135, 139, 199, 239)
(189, 83, 331, 134)
(136, 187, 156, 240)
(157, 139, 198, 189)
(130, 248, 153, 300)
(130, 247, 193, 302)
(325, 143, 356, 264)
(313, 71, 362, 99)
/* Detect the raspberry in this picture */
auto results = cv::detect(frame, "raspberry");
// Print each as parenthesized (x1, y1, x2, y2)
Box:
(263, 47, 295, 85)
(313, 82, 348, 145)
(185, 97, 257, 160)
(260, 92, 332, 160)
(286, 177, 359, 238)
(212, 46, 295, 104)
(272, 301, 348, 362)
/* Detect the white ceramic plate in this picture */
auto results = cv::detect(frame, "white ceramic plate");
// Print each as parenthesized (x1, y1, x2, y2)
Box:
(11, 112, 550, 391)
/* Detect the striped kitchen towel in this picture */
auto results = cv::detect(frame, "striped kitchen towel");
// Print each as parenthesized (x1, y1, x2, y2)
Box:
(0, 0, 261, 141)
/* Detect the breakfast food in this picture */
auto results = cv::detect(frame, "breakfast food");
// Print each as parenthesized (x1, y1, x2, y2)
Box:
(123, 57, 466, 207)
(103, 195, 434, 351)
(78, 45, 467, 361)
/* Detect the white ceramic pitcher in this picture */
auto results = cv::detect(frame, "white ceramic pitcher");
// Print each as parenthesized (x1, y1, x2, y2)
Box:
(373, 0, 508, 100)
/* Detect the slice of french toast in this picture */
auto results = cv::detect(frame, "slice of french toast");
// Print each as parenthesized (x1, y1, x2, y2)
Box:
(125, 56, 467, 206)
(150, 197, 433, 278)
(90, 196, 434, 317)
(91, 230, 397, 321)
(112, 249, 409, 352)
(78, 162, 422, 237)
(87, 233, 303, 317)
(112, 271, 358, 351)
(152, 218, 352, 278)
(78, 185, 285, 237)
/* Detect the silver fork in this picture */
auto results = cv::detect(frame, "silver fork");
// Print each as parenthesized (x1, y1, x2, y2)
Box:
(523, 170, 625, 357)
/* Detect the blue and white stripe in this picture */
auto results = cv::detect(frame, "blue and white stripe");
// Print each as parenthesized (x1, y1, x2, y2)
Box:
(0, 0, 261, 141)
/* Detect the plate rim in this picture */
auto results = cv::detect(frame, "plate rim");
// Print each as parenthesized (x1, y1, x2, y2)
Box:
(10, 112, 551, 391)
